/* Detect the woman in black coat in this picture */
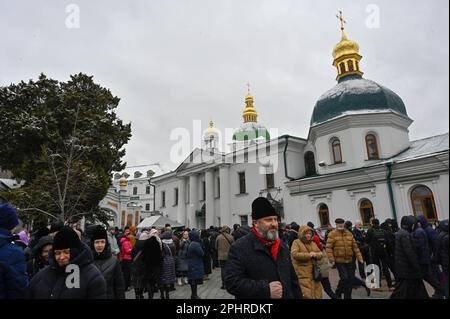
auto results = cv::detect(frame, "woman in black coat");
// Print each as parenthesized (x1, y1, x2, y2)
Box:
(28, 226, 107, 299)
(142, 230, 163, 299)
(391, 216, 429, 299)
(201, 229, 212, 279)
(91, 226, 125, 299)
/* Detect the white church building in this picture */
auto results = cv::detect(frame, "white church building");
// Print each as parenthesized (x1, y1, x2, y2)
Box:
(102, 20, 449, 230)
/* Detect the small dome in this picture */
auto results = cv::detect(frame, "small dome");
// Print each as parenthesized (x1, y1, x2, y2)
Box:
(232, 122, 270, 141)
(333, 37, 360, 60)
(311, 75, 409, 126)
(205, 120, 219, 135)
(119, 176, 128, 187)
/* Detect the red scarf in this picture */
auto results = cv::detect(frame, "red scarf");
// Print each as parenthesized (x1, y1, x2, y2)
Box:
(251, 227, 281, 261)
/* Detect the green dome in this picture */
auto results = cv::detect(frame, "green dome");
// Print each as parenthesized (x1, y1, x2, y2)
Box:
(310, 75, 408, 126)
(232, 122, 270, 141)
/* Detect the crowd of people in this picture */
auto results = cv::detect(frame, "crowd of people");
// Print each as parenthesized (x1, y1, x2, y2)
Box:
(0, 199, 448, 300)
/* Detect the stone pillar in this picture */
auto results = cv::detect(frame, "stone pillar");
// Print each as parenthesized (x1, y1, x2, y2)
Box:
(177, 178, 187, 226)
(219, 165, 231, 227)
(205, 170, 215, 227)
(188, 174, 198, 229)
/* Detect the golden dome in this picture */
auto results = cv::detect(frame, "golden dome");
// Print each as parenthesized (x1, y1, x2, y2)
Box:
(119, 176, 128, 187)
(332, 35, 360, 60)
(206, 120, 219, 134)
(332, 11, 363, 82)
(243, 92, 258, 123)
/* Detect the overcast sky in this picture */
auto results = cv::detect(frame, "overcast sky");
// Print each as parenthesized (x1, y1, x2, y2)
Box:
(1, 0, 448, 172)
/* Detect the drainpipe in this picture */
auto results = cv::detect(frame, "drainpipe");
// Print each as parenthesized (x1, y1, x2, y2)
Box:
(386, 161, 398, 222)
(283, 136, 296, 180)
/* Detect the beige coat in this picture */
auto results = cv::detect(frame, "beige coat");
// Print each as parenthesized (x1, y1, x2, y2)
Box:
(291, 226, 323, 299)
(216, 232, 234, 261)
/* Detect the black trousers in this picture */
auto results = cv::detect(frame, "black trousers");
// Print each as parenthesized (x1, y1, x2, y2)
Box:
(321, 277, 337, 299)
(421, 263, 445, 298)
(391, 279, 429, 299)
(372, 253, 393, 288)
(336, 263, 355, 299)
(219, 260, 227, 287)
(121, 260, 132, 290)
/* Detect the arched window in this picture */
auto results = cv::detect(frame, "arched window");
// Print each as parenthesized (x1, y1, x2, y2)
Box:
(304, 151, 317, 176)
(318, 204, 330, 228)
(126, 214, 133, 227)
(348, 60, 354, 71)
(410, 185, 438, 221)
(135, 212, 139, 226)
(339, 62, 346, 74)
(359, 199, 375, 226)
(365, 134, 380, 160)
(355, 60, 360, 71)
(331, 138, 343, 164)
(121, 211, 126, 228)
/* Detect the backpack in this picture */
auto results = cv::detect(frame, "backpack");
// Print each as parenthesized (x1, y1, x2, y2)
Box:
(373, 228, 387, 251)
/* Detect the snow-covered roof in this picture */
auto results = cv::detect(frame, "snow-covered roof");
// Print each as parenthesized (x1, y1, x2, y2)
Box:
(137, 215, 184, 229)
(113, 163, 170, 181)
(388, 133, 449, 162)
(0, 178, 24, 189)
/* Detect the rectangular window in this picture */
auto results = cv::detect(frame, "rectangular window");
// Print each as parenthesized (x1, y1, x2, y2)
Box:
(244, 150, 248, 163)
(146, 185, 150, 194)
(186, 183, 190, 203)
(217, 177, 220, 198)
(240, 215, 248, 226)
(239, 172, 246, 194)
(161, 191, 166, 207)
(174, 188, 179, 206)
(202, 181, 206, 200)
(266, 174, 275, 189)
(145, 203, 150, 211)
(133, 186, 138, 195)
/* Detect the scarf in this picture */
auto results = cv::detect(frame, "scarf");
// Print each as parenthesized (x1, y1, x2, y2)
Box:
(251, 227, 281, 262)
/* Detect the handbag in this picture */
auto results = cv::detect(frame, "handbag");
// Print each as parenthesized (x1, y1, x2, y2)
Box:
(303, 242, 322, 282)
(312, 262, 322, 282)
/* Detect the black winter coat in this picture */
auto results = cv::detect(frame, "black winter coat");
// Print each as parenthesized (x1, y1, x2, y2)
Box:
(93, 245, 125, 299)
(437, 220, 449, 268)
(225, 232, 302, 299)
(27, 243, 107, 299)
(395, 229, 422, 279)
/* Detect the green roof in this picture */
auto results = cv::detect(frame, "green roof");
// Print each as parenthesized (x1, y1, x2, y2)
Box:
(311, 75, 408, 126)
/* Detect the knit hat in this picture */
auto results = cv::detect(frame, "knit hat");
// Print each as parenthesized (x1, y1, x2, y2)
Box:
(53, 226, 81, 250)
(91, 225, 107, 241)
(251, 197, 278, 220)
(0, 204, 19, 230)
(49, 220, 64, 234)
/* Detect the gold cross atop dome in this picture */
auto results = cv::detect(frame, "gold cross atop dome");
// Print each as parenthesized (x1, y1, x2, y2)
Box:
(336, 10, 347, 40)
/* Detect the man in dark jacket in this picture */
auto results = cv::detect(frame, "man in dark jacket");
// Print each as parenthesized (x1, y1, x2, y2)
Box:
(436, 219, 448, 299)
(391, 216, 428, 299)
(414, 216, 445, 299)
(286, 222, 300, 249)
(91, 225, 125, 299)
(28, 226, 107, 299)
(366, 218, 393, 290)
(352, 220, 368, 279)
(0, 204, 28, 299)
(225, 197, 302, 299)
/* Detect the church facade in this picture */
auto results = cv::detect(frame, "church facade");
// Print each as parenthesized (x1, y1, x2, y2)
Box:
(104, 17, 449, 229)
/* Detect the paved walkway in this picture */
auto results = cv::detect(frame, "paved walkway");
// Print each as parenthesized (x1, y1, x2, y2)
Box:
(126, 265, 434, 299)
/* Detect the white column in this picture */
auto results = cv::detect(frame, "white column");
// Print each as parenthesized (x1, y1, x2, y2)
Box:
(205, 170, 215, 227)
(219, 165, 231, 227)
(188, 174, 198, 229)
(177, 178, 186, 225)
(431, 178, 444, 218)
